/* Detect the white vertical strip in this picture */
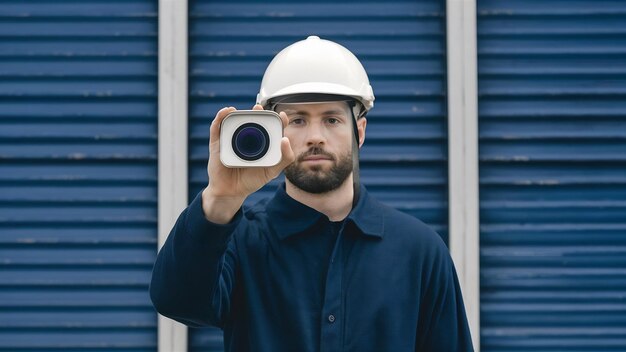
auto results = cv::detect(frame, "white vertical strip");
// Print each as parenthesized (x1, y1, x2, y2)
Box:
(158, 0, 188, 351)
(446, 0, 480, 350)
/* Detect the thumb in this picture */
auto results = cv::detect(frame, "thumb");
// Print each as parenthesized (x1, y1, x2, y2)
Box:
(267, 137, 295, 176)
(279, 137, 295, 167)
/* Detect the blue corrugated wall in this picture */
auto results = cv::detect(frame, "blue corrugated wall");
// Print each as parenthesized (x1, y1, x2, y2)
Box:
(478, 0, 626, 350)
(0, 1, 158, 350)
(187, 0, 448, 350)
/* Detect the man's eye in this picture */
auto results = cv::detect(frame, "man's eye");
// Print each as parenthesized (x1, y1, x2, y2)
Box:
(327, 118, 339, 124)
(289, 118, 304, 125)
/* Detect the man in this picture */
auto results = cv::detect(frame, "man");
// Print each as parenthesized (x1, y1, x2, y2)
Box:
(150, 36, 473, 351)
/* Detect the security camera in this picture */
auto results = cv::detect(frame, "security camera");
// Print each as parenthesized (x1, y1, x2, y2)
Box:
(220, 110, 283, 168)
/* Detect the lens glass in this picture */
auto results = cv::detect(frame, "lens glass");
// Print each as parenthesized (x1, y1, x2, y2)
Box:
(232, 123, 270, 161)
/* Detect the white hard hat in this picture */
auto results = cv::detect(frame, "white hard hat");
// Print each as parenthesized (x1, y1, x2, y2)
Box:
(257, 36, 375, 116)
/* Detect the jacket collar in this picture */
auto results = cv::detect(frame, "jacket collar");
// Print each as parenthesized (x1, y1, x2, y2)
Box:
(266, 183, 385, 240)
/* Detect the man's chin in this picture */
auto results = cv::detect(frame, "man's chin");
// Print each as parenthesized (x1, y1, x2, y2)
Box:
(285, 172, 351, 195)
(284, 153, 353, 194)
(285, 172, 331, 194)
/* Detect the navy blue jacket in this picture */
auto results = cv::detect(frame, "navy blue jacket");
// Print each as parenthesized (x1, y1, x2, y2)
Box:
(150, 184, 473, 351)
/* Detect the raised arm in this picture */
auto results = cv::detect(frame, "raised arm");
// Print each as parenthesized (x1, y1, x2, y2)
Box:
(149, 105, 294, 327)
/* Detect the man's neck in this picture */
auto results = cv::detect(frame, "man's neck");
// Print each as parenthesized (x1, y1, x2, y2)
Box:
(285, 175, 354, 222)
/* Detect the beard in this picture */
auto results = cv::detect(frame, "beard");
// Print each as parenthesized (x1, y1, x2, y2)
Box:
(284, 146, 353, 194)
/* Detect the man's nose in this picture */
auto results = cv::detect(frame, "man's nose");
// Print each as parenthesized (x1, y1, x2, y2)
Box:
(305, 122, 326, 146)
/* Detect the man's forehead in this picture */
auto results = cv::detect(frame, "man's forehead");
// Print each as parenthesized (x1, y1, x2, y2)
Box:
(275, 101, 351, 116)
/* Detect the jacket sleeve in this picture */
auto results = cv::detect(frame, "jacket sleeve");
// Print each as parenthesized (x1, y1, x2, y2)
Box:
(149, 190, 242, 328)
(415, 241, 474, 352)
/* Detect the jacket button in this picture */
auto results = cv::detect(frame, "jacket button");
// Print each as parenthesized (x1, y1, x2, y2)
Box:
(328, 314, 336, 323)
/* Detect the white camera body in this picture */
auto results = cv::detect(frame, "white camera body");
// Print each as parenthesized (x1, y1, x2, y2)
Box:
(219, 110, 283, 168)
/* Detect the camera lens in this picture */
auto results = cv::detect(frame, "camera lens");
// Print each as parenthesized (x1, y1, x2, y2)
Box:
(232, 123, 270, 161)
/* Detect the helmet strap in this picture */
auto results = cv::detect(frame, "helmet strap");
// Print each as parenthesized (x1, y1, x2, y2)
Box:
(350, 106, 361, 209)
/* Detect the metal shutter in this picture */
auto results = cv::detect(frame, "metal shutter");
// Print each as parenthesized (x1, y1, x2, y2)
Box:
(188, 0, 447, 350)
(478, 0, 626, 350)
(0, 1, 158, 350)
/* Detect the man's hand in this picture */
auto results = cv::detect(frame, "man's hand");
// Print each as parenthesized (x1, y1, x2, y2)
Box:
(201, 104, 295, 224)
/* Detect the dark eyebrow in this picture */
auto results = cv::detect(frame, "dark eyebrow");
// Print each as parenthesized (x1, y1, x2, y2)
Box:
(282, 109, 309, 116)
(321, 109, 349, 117)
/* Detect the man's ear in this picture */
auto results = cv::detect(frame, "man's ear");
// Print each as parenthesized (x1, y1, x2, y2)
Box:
(357, 117, 367, 148)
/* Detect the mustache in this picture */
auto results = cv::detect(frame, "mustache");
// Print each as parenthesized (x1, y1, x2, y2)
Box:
(297, 147, 335, 162)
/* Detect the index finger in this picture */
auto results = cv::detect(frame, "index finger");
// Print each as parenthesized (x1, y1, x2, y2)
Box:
(209, 106, 237, 146)
(253, 103, 287, 128)
(279, 111, 289, 129)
